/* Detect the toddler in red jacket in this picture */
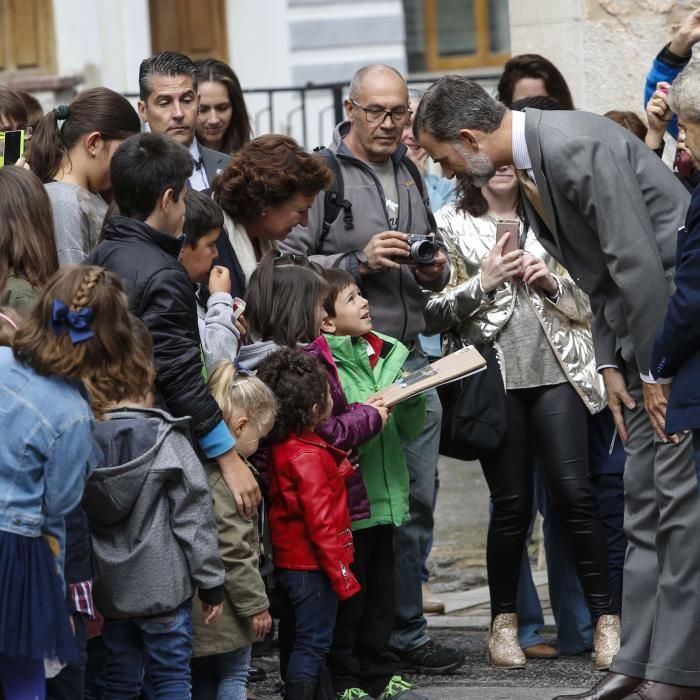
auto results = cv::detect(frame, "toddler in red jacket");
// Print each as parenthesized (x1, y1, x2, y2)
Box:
(256, 347, 361, 700)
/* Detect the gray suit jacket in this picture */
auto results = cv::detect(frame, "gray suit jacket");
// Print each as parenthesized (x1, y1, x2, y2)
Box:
(521, 108, 690, 375)
(200, 143, 230, 187)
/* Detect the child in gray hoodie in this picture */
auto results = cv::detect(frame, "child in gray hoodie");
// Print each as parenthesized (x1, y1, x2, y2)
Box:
(83, 319, 224, 697)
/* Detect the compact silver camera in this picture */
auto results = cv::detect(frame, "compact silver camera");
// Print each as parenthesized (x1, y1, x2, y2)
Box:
(404, 233, 438, 265)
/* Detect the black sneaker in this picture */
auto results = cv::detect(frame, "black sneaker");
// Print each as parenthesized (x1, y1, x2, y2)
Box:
(395, 640, 465, 675)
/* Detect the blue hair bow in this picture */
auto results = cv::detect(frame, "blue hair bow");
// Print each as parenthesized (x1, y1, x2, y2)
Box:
(49, 299, 94, 344)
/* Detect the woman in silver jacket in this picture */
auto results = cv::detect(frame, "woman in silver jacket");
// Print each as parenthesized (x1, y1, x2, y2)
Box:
(425, 166, 618, 671)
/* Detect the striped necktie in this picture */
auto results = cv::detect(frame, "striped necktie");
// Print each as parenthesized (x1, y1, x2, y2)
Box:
(515, 169, 552, 230)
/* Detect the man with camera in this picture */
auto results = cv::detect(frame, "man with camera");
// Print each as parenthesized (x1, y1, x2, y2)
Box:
(283, 64, 460, 680)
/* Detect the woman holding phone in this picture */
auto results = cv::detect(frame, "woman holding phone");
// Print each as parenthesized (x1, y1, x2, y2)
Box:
(424, 166, 618, 671)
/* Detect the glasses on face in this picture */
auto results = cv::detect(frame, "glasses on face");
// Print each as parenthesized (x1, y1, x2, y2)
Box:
(350, 99, 412, 125)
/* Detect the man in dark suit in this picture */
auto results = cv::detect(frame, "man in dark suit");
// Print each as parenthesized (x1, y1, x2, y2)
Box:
(138, 51, 230, 191)
(414, 75, 700, 700)
(137, 51, 241, 292)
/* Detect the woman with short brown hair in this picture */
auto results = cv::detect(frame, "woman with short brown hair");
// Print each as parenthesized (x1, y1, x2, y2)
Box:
(211, 134, 331, 294)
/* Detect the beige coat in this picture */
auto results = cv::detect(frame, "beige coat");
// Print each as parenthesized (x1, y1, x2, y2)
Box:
(192, 462, 268, 657)
(425, 204, 605, 414)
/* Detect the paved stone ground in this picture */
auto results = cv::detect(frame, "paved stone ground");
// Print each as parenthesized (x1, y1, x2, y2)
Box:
(248, 626, 599, 698)
(248, 456, 602, 699)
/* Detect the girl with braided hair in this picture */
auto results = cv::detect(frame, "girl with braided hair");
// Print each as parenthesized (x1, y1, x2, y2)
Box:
(0, 265, 151, 698)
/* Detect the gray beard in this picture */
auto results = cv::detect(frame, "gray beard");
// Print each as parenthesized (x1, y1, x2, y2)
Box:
(454, 143, 496, 188)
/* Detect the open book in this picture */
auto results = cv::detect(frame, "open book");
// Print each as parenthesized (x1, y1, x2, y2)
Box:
(368, 345, 486, 407)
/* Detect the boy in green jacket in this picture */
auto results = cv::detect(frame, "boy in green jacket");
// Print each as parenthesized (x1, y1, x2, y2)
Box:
(321, 268, 426, 700)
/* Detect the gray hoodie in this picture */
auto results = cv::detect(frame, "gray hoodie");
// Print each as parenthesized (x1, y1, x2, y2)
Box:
(83, 407, 224, 619)
(281, 121, 449, 343)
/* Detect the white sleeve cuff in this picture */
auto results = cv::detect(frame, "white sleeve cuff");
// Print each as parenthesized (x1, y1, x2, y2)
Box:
(596, 364, 618, 374)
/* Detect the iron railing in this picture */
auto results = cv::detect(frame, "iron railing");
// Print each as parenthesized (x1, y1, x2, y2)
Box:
(124, 73, 498, 150)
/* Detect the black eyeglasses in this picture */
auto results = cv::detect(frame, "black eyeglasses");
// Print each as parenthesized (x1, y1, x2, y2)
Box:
(273, 252, 310, 266)
(350, 99, 412, 125)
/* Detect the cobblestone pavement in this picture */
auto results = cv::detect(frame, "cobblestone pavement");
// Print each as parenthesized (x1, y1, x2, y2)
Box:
(249, 457, 600, 698)
(249, 627, 599, 698)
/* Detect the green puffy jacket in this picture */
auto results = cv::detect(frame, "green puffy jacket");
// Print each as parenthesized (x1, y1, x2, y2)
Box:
(325, 332, 425, 531)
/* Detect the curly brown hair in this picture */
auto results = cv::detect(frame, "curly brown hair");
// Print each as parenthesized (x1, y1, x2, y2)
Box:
(13, 266, 153, 416)
(256, 348, 329, 443)
(212, 134, 332, 223)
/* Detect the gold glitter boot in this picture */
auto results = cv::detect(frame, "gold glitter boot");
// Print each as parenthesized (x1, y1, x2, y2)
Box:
(487, 613, 526, 669)
(594, 614, 621, 671)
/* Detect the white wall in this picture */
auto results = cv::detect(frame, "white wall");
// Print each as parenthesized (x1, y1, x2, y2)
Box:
(227, 0, 291, 89)
(53, 0, 151, 95)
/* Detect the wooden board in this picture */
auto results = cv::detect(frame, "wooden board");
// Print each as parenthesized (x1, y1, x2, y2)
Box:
(369, 345, 486, 407)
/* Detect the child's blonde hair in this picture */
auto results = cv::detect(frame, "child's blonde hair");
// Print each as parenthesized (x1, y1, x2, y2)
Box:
(208, 360, 277, 428)
(0, 307, 20, 347)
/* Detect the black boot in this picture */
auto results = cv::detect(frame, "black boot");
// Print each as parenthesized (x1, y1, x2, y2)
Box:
(285, 678, 317, 700)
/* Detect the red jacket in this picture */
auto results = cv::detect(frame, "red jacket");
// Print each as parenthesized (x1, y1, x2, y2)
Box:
(268, 429, 361, 600)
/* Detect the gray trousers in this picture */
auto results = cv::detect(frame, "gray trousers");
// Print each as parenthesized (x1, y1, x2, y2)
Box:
(610, 368, 700, 685)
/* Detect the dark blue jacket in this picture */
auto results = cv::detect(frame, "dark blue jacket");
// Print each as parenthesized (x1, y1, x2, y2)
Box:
(650, 186, 700, 433)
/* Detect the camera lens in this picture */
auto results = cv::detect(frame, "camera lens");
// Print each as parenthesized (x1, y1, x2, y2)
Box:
(410, 240, 436, 264)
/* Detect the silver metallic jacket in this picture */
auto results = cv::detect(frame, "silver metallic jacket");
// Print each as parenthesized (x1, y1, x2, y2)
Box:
(425, 205, 605, 414)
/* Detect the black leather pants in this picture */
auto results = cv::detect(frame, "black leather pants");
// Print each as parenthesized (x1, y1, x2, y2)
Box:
(480, 382, 612, 621)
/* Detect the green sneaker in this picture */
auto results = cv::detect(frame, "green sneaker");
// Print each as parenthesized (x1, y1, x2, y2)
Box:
(337, 689, 373, 700)
(377, 676, 427, 700)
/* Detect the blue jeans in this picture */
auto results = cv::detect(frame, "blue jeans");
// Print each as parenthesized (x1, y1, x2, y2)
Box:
(0, 656, 45, 700)
(101, 601, 193, 699)
(391, 344, 442, 652)
(516, 467, 593, 654)
(191, 646, 251, 700)
(276, 569, 337, 681)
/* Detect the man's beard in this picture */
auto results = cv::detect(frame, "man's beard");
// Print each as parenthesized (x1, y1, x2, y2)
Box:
(454, 142, 496, 188)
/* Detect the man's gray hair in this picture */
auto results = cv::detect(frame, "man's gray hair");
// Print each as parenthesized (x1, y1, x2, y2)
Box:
(669, 62, 700, 124)
(348, 64, 407, 102)
(413, 75, 507, 140)
(139, 51, 197, 102)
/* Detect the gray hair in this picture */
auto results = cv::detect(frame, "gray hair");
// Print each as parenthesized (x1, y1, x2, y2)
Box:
(669, 62, 700, 124)
(413, 75, 507, 140)
(139, 51, 197, 102)
(348, 64, 407, 102)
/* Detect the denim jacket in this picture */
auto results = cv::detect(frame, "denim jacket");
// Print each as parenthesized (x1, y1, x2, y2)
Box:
(0, 348, 100, 558)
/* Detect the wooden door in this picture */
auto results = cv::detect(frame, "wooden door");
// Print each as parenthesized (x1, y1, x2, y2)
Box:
(149, 0, 228, 62)
(0, 0, 55, 74)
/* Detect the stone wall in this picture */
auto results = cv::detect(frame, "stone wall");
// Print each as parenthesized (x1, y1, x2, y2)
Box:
(509, 0, 700, 117)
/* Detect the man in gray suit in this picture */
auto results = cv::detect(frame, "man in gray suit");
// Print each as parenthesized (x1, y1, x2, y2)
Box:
(413, 75, 700, 700)
(138, 51, 229, 191)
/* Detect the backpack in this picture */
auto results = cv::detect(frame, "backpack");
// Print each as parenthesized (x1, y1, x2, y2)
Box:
(314, 147, 436, 247)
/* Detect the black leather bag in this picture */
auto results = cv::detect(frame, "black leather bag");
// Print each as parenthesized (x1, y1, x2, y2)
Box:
(438, 340, 507, 460)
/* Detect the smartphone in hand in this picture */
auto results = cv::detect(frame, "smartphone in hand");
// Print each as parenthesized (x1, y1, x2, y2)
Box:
(0, 130, 24, 167)
(496, 219, 520, 256)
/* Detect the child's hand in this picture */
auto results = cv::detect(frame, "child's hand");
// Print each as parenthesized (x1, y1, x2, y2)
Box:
(202, 601, 224, 625)
(364, 396, 390, 429)
(209, 265, 232, 294)
(235, 314, 247, 338)
(250, 610, 272, 639)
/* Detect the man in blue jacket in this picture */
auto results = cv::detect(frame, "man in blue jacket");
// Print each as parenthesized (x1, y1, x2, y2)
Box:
(651, 62, 700, 482)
